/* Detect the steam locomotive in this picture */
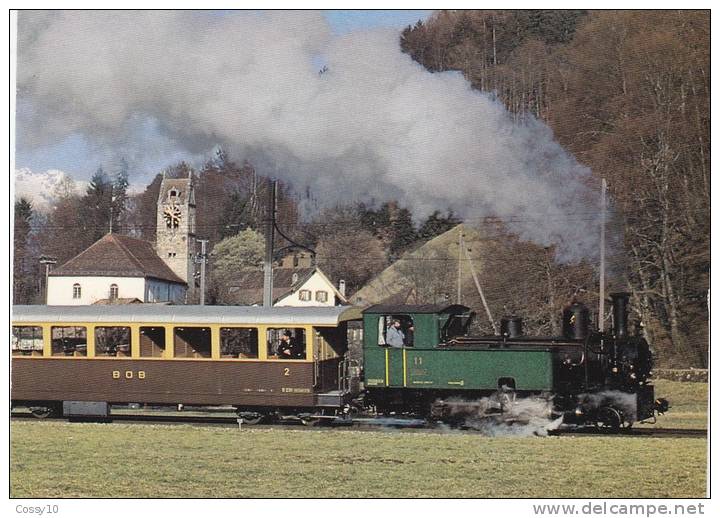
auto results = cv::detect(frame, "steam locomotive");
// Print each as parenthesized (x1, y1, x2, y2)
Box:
(11, 293, 667, 431)
(363, 293, 668, 430)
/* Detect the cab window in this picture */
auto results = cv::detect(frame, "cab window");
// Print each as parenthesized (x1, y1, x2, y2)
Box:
(441, 312, 474, 342)
(378, 314, 414, 347)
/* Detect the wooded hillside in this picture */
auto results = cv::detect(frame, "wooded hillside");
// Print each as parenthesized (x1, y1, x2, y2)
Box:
(400, 10, 709, 368)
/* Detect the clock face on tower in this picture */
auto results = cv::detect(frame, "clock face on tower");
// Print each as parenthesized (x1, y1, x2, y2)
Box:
(163, 204, 182, 229)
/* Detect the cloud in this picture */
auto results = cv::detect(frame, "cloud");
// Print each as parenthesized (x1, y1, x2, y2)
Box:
(16, 11, 599, 260)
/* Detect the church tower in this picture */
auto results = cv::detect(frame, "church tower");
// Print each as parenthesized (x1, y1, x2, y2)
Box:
(156, 173, 197, 300)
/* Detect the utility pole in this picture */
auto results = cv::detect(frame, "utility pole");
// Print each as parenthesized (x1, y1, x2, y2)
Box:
(263, 179, 277, 308)
(457, 229, 463, 304)
(39, 256, 57, 304)
(462, 245, 497, 334)
(197, 239, 208, 306)
(599, 178, 607, 332)
(108, 187, 115, 234)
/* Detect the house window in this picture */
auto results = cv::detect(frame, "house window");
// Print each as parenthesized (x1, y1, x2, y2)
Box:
(315, 290, 328, 303)
(109, 284, 119, 300)
(168, 189, 179, 198)
(299, 289, 311, 301)
(72, 283, 81, 299)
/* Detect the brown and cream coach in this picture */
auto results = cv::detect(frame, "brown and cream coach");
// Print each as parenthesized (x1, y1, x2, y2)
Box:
(11, 305, 362, 423)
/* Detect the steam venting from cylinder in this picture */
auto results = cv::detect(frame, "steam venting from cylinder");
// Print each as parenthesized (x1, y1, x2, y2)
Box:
(562, 303, 589, 340)
(610, 292, 630, 340)
(500, 317, 524, 338)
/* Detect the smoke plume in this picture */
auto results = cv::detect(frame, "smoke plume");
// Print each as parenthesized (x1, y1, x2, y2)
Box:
(16, 11, 599, 260)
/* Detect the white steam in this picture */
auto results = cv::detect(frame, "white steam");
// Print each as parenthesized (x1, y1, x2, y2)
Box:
(17, 10, 599, 260)
(443, 394, 563, 437)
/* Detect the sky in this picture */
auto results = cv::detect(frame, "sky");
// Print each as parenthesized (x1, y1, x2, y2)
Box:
(13, 10, 432, 184)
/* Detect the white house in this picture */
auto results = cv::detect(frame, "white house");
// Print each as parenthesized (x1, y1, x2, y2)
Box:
(226, 266, 347, 307)
(47, 233, 187, 305)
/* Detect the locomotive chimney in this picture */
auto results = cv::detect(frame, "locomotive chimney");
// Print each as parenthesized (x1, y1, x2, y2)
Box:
(610, 292, 630, 340)
(562, 302, 589, 340)
(500, 316, 523, 338)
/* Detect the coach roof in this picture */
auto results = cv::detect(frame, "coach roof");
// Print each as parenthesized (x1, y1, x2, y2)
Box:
(12, 305, 360, 326)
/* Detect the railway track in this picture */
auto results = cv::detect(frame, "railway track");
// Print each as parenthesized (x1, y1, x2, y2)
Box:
(10, 411, 707, 438)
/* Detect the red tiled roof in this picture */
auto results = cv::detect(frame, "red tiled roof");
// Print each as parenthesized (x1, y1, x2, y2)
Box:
(92, 297, 144, 305)
(50, 233, 186, 285)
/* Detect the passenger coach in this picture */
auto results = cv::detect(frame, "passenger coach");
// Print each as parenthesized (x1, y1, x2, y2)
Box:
(11, 305, 361, 423)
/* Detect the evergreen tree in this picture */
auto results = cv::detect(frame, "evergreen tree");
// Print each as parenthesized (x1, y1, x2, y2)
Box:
(79, 167, 113, 244)
(219, 189, 255, 239)
(358, 202, 417, 255)
(418, 211, 462, 240)
(110, 158, 130, 233)
(13, 198, 36, 304)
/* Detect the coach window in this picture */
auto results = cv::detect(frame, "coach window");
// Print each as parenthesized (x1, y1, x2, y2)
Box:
(12, 326, 43, 356)
(140, 326, 166, 357)
(220, 328, 258, 359)
(95, 326, 132, 357)
(51, 326, 87, 356)
(267, 328, 306, 360)
(378, 315, 413, 347)
(174, 327, 211, 358)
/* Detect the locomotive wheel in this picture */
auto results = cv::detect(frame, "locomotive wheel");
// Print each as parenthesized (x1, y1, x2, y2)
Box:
(595, 406, 622, 432)
(237, 412, 264, 425)
(29, 406, 56, 419)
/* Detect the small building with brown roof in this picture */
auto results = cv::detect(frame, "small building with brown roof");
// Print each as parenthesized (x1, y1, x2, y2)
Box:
(47, 233, 187, 305)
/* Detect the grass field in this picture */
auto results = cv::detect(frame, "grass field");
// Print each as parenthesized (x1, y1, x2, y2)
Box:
(10, 381, 708, 499)
(643, 379, 709, 430)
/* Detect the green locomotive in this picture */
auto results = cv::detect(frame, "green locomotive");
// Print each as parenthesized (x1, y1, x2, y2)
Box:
(361, 294, 667, 430)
